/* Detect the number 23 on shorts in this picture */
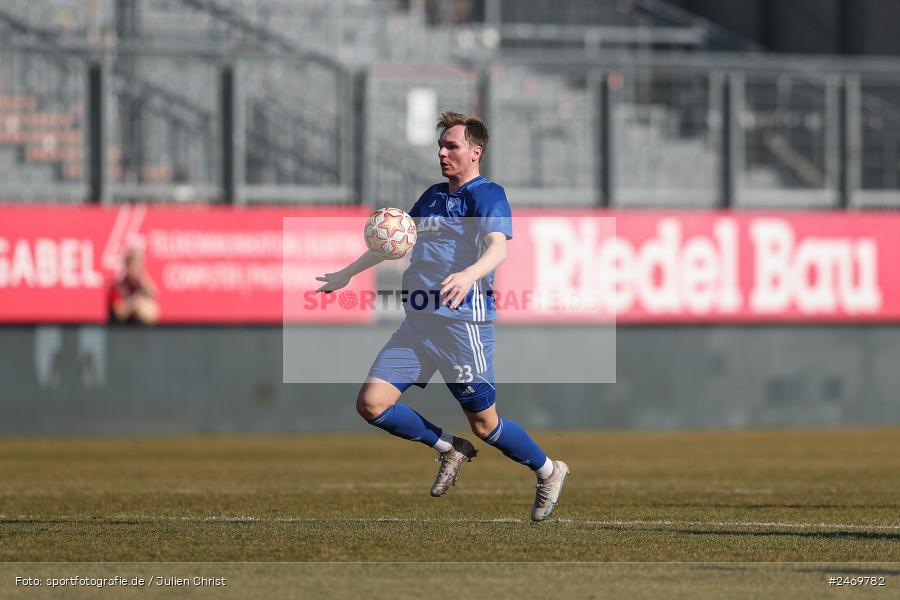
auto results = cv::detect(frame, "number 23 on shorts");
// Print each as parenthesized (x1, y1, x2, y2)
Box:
(454, 364, 473, 383)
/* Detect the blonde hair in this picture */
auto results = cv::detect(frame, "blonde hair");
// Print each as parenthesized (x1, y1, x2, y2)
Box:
(436, 112, 489, 157)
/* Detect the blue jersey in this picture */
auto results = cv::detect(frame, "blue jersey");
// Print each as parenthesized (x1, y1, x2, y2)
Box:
(404, 175, 512, 322)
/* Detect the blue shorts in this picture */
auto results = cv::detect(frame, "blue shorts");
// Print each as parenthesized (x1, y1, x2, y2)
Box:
(367, 312, 497, 413)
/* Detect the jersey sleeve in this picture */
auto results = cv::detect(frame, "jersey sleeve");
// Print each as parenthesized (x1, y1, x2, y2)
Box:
(472, 183, 513, 240)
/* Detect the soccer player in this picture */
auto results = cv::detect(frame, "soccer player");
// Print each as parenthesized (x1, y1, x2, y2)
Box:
(316, 112, 568, 521)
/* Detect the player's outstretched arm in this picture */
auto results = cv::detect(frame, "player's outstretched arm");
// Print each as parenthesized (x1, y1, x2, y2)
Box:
(440, 232, 508, 309)
(315, 250, 386, 293)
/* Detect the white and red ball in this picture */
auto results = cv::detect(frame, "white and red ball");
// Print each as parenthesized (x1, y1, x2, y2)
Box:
(364, 207, 417, 260)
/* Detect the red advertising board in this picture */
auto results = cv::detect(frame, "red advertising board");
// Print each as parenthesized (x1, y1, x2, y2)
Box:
(0, 205, 373, 323)
(499, 210, 900, 323)
(1, 205, 899, 323)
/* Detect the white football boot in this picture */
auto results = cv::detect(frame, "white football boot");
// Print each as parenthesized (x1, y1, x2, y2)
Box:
(431, 436, 477, 497)
(531, 460, 569, 522)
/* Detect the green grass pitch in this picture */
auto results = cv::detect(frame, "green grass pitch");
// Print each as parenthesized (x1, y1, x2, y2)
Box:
(1, 428, 898, 597)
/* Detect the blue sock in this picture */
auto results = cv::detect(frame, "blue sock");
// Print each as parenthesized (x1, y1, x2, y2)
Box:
(367, 403, 442, 447)
(481, 418, 548, 470)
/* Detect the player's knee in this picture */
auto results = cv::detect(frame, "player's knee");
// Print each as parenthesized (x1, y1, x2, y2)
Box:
(356, 386, 393, 421)
(469, 417, 497, 440)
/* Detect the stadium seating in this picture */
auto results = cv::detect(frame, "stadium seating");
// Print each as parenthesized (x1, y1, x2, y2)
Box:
(0, 0, 898, 207)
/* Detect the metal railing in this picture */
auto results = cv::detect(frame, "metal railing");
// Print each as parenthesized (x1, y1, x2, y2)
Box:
(858, 80, 900, 205)
(2, 40, 900, 208)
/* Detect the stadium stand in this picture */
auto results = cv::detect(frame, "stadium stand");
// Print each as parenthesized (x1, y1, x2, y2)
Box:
(0, 0, 898, 207)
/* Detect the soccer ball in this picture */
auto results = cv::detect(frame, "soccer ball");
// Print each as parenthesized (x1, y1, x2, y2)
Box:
(364, 207, 417, 260)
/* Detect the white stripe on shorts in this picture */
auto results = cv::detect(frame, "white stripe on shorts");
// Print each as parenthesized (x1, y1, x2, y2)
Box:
(465, 322, 487, 374)
(471, 279, 482, 321)
(464, 322, 486, 374)
(472, 321, 487, 373)
(477, 279, 486, 321)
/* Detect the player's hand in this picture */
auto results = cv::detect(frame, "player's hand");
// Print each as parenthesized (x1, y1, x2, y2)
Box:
(440, 269, 477, 309)
(315, 271, 351, 293)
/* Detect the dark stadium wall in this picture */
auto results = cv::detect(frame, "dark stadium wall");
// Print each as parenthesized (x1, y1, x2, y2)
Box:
(854, 0, 900, 55)
(674, 0, 762, 47)
(676, 0, 900, 55)
(1, 325, 899, 435)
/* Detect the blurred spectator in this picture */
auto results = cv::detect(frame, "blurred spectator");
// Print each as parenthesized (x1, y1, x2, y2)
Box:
(108, 250, 159, 325)
(425, 0, 478, 25)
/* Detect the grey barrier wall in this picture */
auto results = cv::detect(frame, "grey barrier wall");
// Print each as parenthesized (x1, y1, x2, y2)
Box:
(1, 324, 898, 435)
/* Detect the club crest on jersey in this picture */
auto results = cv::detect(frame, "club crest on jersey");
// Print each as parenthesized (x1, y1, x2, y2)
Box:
(447, 198, 458, 211)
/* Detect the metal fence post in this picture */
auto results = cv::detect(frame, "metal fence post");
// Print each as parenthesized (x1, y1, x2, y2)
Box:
(234, 62, 245, 205)
(87, 62, 107, 205)
(840, 75, 861, 209)
(719, 72, 734, 208)
(824, 75, 842, 207)
(479, 66, 492, 179)
(221, 65, 236, 205)
(339, 67, 355, 201)
(220, 64, 245, 205)
(598, 72, 614, 207)
(353, 67, 369, 205)
(727, 71, 745, 207)
(485, 0, 501, 26)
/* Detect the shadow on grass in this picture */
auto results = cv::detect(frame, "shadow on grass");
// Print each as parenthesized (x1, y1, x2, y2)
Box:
(684, 563, 900, 576)
(677, 528, 900, 542)
(791, 566, 900, 576)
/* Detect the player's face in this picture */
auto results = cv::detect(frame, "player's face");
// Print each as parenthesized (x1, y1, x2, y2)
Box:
(438, 125, 481, 180)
